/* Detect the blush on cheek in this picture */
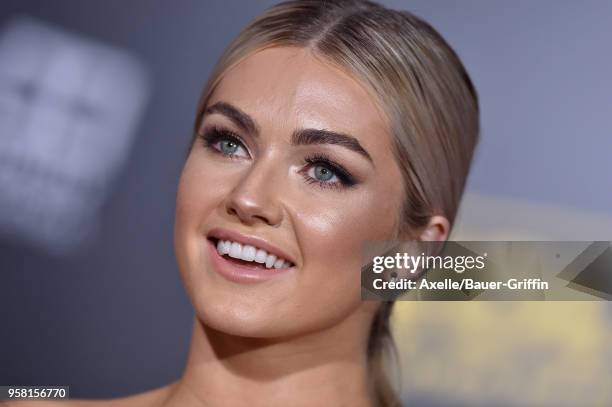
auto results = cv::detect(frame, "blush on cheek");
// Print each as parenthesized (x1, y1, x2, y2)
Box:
(292, 194, 402, 305)
(175, 169, 225, 226)
(296, 210, 386, 270)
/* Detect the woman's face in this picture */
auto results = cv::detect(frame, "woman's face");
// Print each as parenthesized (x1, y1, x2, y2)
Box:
(174, 47, 405, 338)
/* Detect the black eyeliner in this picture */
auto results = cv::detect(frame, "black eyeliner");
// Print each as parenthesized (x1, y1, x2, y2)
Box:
(199, 125, 244, 148)
(304, 153, 358, 187)
(197, 125, 252, 160)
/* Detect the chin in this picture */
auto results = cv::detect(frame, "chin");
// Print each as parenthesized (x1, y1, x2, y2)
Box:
(190, 293, 292, 338)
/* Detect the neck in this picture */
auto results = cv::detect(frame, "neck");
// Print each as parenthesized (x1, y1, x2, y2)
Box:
(163, 310, 375, 407)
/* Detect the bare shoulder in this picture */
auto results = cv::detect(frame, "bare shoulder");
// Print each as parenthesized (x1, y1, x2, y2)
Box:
(2, 383, 178, 407)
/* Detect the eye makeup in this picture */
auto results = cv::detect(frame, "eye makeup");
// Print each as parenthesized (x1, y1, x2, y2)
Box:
(301, 153, 358, 190)
(197, 125, 360, 191)
(198, 125, 251, 159)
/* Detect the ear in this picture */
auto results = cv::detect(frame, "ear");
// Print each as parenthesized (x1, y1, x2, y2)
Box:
(418, 215, 450, 241)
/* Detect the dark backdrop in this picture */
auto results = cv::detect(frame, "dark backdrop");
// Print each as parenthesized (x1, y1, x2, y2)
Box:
(0, 0, 280, 398)
(1, 0, 611, 405)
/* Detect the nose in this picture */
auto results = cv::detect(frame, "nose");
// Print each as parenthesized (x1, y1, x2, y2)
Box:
(224, 159, 284, 227)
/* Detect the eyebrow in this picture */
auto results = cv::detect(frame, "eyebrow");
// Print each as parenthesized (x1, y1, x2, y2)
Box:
(291, 129, 373, 163)
(203, 101, 373, 163)
(204, 101, 259, 135)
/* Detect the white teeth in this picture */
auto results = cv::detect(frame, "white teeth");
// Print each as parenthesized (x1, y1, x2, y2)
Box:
(254, 249, 267, 263)
(214, 238, 293, 269)
(215, 240, 232, 256)
(241, 245, 256, 262)
(229, 242, 242, 259)
(265, 254, 277, 269)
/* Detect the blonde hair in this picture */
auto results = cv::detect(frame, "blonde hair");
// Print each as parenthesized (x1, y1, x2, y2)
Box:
(192, 1, 479, 406)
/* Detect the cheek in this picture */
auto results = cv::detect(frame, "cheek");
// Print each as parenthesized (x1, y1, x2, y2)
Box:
(292, 186, 402, 308)
(298, 179, 403, 260)
(174, 157, 228, 282)
(175, 156, 229, 233)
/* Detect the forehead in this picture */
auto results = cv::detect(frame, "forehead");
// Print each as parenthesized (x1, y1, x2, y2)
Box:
(208, 46, 394, 150)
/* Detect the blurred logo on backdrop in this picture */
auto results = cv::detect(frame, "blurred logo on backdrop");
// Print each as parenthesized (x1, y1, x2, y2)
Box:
(0, 16, 149, 255)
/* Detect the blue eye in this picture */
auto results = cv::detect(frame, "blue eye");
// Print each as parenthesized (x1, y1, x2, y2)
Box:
(218, 139, 240, 155)
(302, 154, 357, 190)
(214, 138, 249, 158)
(309, 164, 337, 183)
(200, 127, 250, 159)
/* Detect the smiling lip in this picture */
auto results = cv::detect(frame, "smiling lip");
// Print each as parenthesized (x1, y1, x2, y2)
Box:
(205, 227, 297, 285)
(206, 238, 294, 284)
(206, 227, 296, 266)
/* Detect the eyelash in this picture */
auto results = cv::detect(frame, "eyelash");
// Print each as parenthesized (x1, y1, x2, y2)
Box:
(302, 153, 357, 190)
(198, 126, 358, 190)
(199, 126, 249, 159)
